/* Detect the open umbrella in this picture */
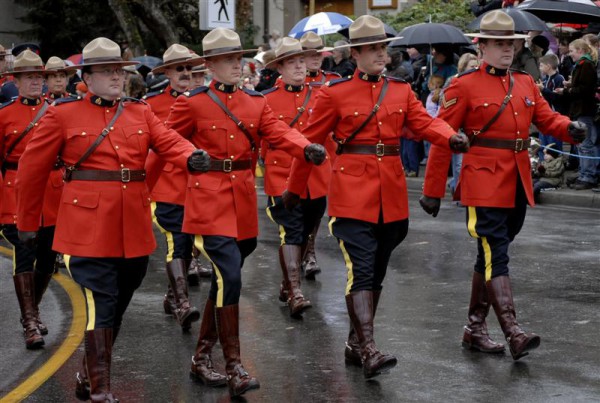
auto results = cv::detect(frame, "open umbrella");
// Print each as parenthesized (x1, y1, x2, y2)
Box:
(133, 55, 162, 69)
(338, 23, 397, 39)
(66, 53, 82, 64)
(468, 9, 548, 31)
(517, 0, 600, 23)
(390, 23, 471, 48)
(288, 12, 353, 39)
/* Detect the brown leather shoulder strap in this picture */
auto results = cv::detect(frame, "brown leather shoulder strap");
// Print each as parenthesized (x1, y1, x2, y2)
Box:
(206, 89, 256, 151)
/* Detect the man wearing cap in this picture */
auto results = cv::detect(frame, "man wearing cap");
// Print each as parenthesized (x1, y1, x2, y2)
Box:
(0, 44, 41, 104)
(261, 37, 330, 317)
(164, 28, 325, 397)
(43, 56, 73, 101)
(284, 15, 469, 379)
(420, 10, 587, 361)
(15, 37, 210, 402)
(144, 44, 205, 331)
(0, 44, 16, 103)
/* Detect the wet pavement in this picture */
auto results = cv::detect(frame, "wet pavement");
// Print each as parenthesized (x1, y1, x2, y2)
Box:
(1, 189, 599, 402)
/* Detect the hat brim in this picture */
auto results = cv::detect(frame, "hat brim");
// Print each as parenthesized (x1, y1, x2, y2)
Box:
(192, 68, 209, 74)
(265, 49, 318, 69)
(466, 33, 529, 39)
(43, 68, 76, 76)
(335, 36, 401, 49)
(6, 67, 46, 75)
(202, 49, 258, 59)
(151, 57, 205, 74)
(65, 60, 140, 71)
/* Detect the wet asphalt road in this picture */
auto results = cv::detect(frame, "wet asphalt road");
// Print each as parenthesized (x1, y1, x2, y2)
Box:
(1, 189, 599, 403)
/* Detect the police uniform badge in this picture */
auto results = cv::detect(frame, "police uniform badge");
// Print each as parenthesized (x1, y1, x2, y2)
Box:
(441, 93, 457, 109)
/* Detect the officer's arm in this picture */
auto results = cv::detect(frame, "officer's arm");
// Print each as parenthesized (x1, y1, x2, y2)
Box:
(405, 85, 456, 149)
(165, 96, 195, 140)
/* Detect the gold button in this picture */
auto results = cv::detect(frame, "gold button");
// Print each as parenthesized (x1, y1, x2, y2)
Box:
(274, 161, 277, 165)
(372, 85, 376, 89)
(230, 155, 234, 159)
(532, 101, 535, 105)
(212, 125, 216, 130)
(122, 185, 127, 189)
(115, 145, 120, 150)
(147, 198, 151, 202)
(399, 109, 403, 113)
(232, 174, 236, 179)
(378, 121, 382, 125)
(502, 79, 506, 83)
(32, 107, 36, 111)
(73, 199, 78, 204)
(250, 123, 254, 128)
(13, 130, 17, 134)
(7, 181, 11, 185)
(110, 127, 115, 131)
(296, 94, 300, 97)
(195, 182, 199, 187)
(106, 109, 110, 113)
(229, 135, 234, 139)
(120, 164, 125, 168)
(299, 122, 303, 126)
(484, 103, 489, 107)
(81, 131, 87, 136)
(378, 157, 382, 162)
(514, 112, 518, 116)
(279, 114, 283, 119)
(138, 129, 143, 134)
(340, 167, 344, 171)
(354, 112, 358, 116)
(509, 95, 513, 98)
(228, 95, 232, 99)
(517, 131, 521, 135)
(34, 123, 38, 126)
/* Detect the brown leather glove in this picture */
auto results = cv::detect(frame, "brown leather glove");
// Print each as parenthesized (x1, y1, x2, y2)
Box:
(449, 133, 470, 153)
(419, 195, 441, 217)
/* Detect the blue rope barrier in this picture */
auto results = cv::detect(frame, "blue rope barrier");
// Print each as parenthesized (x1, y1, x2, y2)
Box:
(539, 144, 600, 160)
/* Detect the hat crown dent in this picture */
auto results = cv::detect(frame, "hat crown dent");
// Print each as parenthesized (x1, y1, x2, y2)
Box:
(349, 15, 386, 40)
(480, 10, 516, 32)
(300, 31, 324, 49)
(163, 44, 192, 63)
(14, 49, 44, 68)
(275, 37, 304, 58)
(45, 56, 67, 70)
(82, 37, 122, 61)
(203, 28, 242, 52)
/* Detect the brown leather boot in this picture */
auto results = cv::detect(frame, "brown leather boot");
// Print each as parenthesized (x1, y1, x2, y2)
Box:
(162, 285, 177, 315)
(278, 280, 289, 303)
(462, 272, 505, 353)
(186, 257, 200, 286)
(167, 259, 200, 331)
(14, 272, 44, 349)
(216, 305, 260, 397)
(190, 299, 227, 386)
(85, 328, 118, 402)
(346, 290, 397, 378)
(33, 271, 53, 335)
(76, 327, 120, 401)
(302, 219, 321, 280)
(345, 290, 381, 366)
(487, 275, 541, 360)
(189, 255, 212, 279)
(279, 245, 312, 317)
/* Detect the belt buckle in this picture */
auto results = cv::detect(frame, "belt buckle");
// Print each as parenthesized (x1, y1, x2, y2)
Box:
(223, 159, 232, 173)
(121, 168, 131, 183)
(375, 142, 385, 157)
(514, 138, 524, 152)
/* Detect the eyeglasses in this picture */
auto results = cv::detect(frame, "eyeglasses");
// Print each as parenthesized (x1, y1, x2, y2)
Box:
(90, 67, 126, 77)
(175, 65, 193, 72)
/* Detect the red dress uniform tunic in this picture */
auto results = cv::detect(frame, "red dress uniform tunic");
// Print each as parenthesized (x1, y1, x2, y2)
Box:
(262, 83, 331, 198)
(0, 96, 63, 226)
(144, 86, 188, 205)
(287, 73, 456, 224)
(166, 82, 311, 240)
(15, 95, 196, 258)
(423, 64, 572, 207)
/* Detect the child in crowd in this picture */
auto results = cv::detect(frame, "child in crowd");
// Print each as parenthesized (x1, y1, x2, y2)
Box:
(536, 53, 565, 161)
(421, 75, 445, 166)
(533, 144, 565, 203)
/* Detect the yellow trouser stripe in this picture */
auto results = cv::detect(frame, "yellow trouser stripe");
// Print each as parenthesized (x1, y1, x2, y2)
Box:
(83, 288, 96, 330)
(482, 237, 493, 282)
(151, 202, 176, 262)
(339, 240, 354, 296)
(265, 197, 286, 246)
(0, 230, 17, 276)
(195, 235, 224, 307)
(64, 254, 72, 278)
(327, 217, 336, 235)
(467, 206, 478, 239)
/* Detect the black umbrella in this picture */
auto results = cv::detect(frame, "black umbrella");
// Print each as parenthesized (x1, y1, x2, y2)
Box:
(390, 23, 471, 47)
(517, 0, 600, 23)
(338, 22, 397, 38)
(468, 9, 548, 31)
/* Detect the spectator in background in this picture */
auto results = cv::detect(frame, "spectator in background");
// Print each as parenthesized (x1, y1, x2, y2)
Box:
(419, 45, 458, 103)
(582, 33, 600, 86)
(558, 37, 575, 80)
(530, 35, 550, 59)
(385, 47, 413, 82)
(126, 73, 146, 99)
(118, 37, 134, 61)
(330, 41, 356, 77)
(255, 50, 278, 91)
(269, 30, 283, 51)
(513, 37, 541, 81)
(536, 53, 565, 161)
(241, 61, 259, 90)
(533, 144, 565, 203)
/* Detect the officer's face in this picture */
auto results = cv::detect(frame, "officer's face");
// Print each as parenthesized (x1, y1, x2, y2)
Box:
(352, 43, 387, 75)
(84, 64, 126, 100)
(165, 64, 192, 92)
(277, 55, 307, 86)
(14, 72, 44, 98)
(190, 72, 205, 89)
(305, 52, 323, 71)
(206, 54, 242, 85)
(480, 39, 515, 69)
(46, 72, 67, 95)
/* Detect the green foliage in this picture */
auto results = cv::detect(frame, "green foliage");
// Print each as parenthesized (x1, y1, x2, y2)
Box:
(379, 0, 474, 32)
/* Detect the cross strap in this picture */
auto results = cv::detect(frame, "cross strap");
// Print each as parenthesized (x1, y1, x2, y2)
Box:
(206, 89, 256, 151)
(3, 101, 49, 162)
(470, 71, 514, 144)
(289, 86, 312, 128)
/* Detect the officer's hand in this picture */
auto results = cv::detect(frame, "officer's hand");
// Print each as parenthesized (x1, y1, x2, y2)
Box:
(18, 231, 38, 250)
(282, 190, 301, 211)
(567, 121, 587, 143)
(187, 149, 211, 173)
(304, 144, 326, 165)
(449, 133, 470, 153)
(419, 195, 441, 218)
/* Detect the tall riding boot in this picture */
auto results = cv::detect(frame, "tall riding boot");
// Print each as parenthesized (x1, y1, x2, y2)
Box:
(462, 272, 505, 353)
(216, 305, 260, 397)
(279, 245, 312, 317)
(345, 290, 381, 366)
(85, 328, 118, 402)
(33, 271, 53, 335)
(302, 219, 322, 280)
(162, 285, 177, 315)
(487, 275, 541, 360)
(186, 257, 200, 286)
(14, 272, 44, 349)
(189, 250, 212, 279)
(346, 290, 397, 378)
(190, 299, 227, 386)
(167, 259, 200, 331)
(76, 327, 120, 401)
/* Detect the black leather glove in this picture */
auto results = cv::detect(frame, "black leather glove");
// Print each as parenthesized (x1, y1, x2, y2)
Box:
(187, 149, 211, 173)
(419, 195, 441, 217)
(567, 121, 587, 143)
(282, 190, 301, 211)
(18, 231, 38, 250)
(304, 144, 326, 165)
(537, 164, 546, 174)
(449, 133, 470, 153)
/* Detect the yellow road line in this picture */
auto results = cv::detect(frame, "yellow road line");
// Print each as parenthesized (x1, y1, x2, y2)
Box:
(0, 271, 85, 402)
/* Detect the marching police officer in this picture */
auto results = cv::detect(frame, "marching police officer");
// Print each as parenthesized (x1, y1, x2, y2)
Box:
(420, 11, 587, 361)
(43, 56, 73, 101)
(284, 15, 469, 379)
(15, 37, 209, 402)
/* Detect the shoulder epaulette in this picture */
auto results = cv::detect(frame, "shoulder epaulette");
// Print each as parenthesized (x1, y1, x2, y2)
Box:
(385, 76, 407, 83)
(242, 87, 264, 97)
(261, 86, 279, 95)
(0, 98, 16, 109)
(457, 68, 478, 78)
(53, 96, 82, 106)
(122, 97, 147, 104)
(326, 76, 352, 87)
(143, 90, 164, 100)
(183, 86, 209, 97)
(509, 68, 529, 75)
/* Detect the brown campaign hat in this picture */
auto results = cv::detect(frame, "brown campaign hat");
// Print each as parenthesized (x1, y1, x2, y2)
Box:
(67, 37, 139, 70)
(202, 28, 257, 58)
(299, 32, 333, 52)
(265, 37, 318, 69)
(152, 44, 204, 74)
(6, 49, 45, 74)
(466, 10, 529, 39)
(335, 15, 400, 49)
(43, 56, 74, 76)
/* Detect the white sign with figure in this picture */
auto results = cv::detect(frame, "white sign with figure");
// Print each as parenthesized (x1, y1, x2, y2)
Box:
(199, 0, 236, 30)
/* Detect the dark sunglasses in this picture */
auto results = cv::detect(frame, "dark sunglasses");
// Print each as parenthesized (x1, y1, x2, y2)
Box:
(175, 65, 193, 72)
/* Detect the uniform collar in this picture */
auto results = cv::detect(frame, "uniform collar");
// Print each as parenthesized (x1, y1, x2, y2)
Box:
(307, 70, 320, 78)
(356, 71, 383, 82)
(283, 83, 304, 92)
(47, 92, 64, 100)
(213, 81, 238, 94)
(89, 94, 118, 107)
(484, 63, 508, 77)
(19, 96, 42, 105)
(167, 85, 183, 98)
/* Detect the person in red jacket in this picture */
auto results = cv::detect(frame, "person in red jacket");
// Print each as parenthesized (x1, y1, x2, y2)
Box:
(15, 37, 209, 402)
(144, 44, 205, 331)
(0, 49, 62, 350)
(284, 15, 469, 379)
(419, 10, 587, 361)
(163, 28, 325, 397)
(43, 56, 72, 101)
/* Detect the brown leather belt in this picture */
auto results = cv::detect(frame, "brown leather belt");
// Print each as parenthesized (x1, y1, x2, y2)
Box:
(471, 137, 531, 152)
(338, 143, 401, 156)
(2, 161, 63, 170)
(69, 168, 146, 182)
(207, 159, 252, 172)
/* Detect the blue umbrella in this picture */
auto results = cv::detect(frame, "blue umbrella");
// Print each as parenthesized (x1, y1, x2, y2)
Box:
(288, 12, 353, 39)
(133, 55, 162, 69)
